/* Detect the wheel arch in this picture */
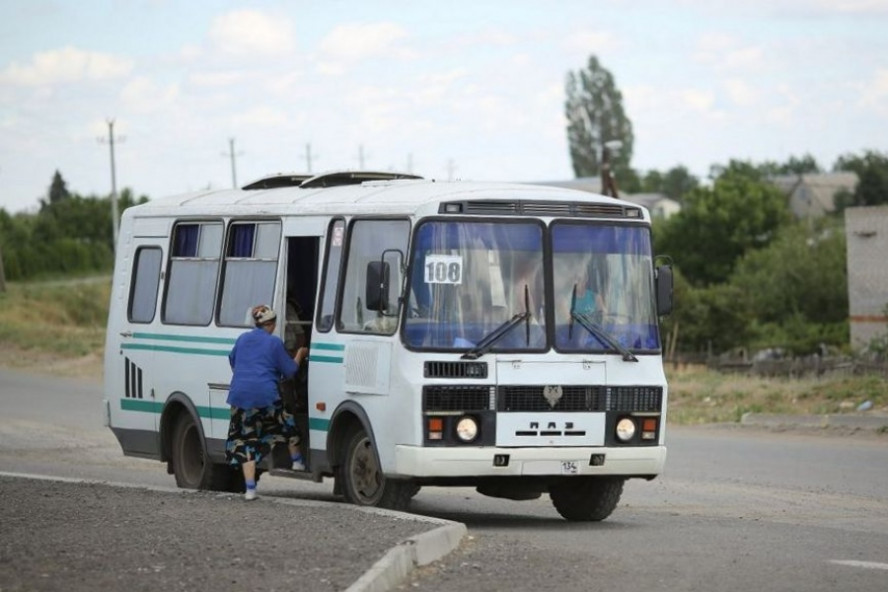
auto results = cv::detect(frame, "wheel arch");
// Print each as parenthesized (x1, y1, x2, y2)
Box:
(326, 400, 377, 469)
(159, 391, 207, 464)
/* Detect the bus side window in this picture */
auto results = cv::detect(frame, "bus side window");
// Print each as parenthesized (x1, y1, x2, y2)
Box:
(218, 221, 282, 327)
(316, 219, 345, 333)
(128, 247, 162, 323)
(338, 219, 410, 334)
(163, 221, 222, 326)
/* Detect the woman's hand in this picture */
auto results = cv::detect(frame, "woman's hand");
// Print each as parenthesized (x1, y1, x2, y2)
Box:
(294, 346, 309, 365)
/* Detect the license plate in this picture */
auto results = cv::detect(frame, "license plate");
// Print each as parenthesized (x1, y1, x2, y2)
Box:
(561, 461, 579, 474)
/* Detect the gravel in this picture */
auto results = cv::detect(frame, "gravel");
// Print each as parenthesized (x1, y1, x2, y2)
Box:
(0, 476, 435, 592)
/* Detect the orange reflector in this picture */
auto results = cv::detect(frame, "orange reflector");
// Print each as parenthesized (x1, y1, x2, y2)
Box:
(429, 418, 443, 431)
(642, 418, 657, 432)
(316, 402, 326, 412)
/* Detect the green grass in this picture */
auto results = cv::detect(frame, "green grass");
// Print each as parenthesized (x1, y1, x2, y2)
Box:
(666, 365, 887, 425)
(0, 277, 110, 357)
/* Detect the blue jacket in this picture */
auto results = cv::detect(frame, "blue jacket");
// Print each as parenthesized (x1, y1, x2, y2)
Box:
(227, 328, 299, 409)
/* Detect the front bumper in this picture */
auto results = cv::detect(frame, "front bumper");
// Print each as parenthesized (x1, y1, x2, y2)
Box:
(394, 445, 666, 478)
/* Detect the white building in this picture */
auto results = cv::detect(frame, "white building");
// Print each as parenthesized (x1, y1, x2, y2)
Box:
(845, 205, 888, 350)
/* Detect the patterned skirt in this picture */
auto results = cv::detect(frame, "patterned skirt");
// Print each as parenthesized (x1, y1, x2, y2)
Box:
(225, 400, 300, 466)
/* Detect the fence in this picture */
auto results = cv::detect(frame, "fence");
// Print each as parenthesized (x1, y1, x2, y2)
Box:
(668, 353, 888, 379)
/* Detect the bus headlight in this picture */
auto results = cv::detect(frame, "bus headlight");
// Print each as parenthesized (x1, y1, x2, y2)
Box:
(455, 416, 479, 442)
(615, 418, 636, 442)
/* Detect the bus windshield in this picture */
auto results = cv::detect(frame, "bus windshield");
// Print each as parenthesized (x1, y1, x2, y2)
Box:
(404, 220, 546, 351)
(403, 220, 660, 353)
(552, 222, 659, 353)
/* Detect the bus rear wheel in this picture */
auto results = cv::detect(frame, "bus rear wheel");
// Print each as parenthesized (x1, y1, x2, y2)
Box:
(340, 427, 411, 511)
(171, 412, 242, 492)
(549, 477, 625, 521)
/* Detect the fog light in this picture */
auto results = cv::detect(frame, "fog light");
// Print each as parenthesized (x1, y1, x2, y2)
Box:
(456, 416, 479, 442)
(615, 418, 636, 442)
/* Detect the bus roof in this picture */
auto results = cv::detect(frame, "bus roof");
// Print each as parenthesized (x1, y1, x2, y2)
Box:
(127, 171, 650, 221)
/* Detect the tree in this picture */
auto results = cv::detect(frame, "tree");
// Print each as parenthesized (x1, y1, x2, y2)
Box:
(41, 170, 71, 210)
(654, 161, 791, 286)
(833, 150, 888, 210)
(565, 55, 634, 185)
(730, 219, 847, 354)
(643, 165, 699, 202)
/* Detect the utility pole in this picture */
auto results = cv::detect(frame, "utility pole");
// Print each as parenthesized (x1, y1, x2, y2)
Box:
(0, 244, 6, 292)
(303, 143, 315, 173)
(357, 144, 366, 169)
(223, 138, 243, 188)
(99, 119, 123, 250)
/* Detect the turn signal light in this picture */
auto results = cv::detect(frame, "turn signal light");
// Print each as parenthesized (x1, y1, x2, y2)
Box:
(641, 417, 658, 440)
(428, 417, 444, 440)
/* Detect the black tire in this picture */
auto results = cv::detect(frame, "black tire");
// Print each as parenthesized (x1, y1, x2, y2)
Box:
(171, 413, 242, 492)
(549, 477, 625, 522)
(339, 427, 411, 511)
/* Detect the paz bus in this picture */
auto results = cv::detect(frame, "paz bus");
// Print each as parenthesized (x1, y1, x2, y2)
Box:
(103, 170, 673, 521)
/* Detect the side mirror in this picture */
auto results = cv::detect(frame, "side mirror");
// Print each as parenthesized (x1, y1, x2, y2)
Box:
(655, 265, 673, 316)
(365, 261, 390, 312)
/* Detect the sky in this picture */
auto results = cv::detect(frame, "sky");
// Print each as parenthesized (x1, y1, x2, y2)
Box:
(1, 0, 887, 213)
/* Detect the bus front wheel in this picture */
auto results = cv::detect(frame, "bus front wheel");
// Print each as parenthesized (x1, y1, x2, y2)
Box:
(171, 412, 242, 492)
(339, 427, 411, 511)
(549, 477, 624, 521)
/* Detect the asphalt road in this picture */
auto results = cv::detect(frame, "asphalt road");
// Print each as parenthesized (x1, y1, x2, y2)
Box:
(2, 368, 887, 591)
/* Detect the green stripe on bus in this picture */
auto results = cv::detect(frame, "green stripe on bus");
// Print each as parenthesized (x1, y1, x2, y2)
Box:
(309, 354, 343, 364)
(121, 343, 230, 356)
(196, 406, 231, 420)
(121, 398, 229, 420)
(132, 332, 236, 345)
(311, 342, 345, 351)
(121, 399, 163, 413)
(309, 417, 331, 431)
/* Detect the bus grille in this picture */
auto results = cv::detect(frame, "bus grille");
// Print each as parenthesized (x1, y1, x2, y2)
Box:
(498, 385, 662, 412)
(424, 361, 488, 379)
(423, 385, 493, 411)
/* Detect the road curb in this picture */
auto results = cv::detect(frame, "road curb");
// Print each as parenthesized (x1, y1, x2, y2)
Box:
(740, 412, 888, 431)
(344, 519, 467, 592)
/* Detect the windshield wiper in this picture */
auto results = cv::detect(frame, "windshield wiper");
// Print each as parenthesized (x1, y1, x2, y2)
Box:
(569, 310, 638, 362)
(461, 285, 532, 360)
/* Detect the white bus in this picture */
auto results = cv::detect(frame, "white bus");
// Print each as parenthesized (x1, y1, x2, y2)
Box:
(103, 170, 673, 521)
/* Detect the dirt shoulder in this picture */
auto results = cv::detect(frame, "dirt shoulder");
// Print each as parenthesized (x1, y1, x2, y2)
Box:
(0, 345, 103, 381)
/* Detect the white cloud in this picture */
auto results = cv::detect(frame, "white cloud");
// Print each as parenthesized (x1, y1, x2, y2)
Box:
(319, 22, 413, 62)
(120, 77, 179, 113)
(561, 30, 620, 56)
(0, 46, 132, 86)
(189, 70, 248, 87)
(208, 10, 295, 57)
(857, 68, 888, 115)
(232, 105, 290, 127)
(694, 34, 766, 71)
(722, 78, 759, 106)
(682, 89, 716, 112)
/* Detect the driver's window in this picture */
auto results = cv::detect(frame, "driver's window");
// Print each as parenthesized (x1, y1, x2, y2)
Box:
(337, 218, 410, 334)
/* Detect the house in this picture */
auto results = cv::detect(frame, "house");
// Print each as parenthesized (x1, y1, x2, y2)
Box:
(845, 205, 888, 350)
(530, 177, 681, 219)
(770, 172, 858, 219)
